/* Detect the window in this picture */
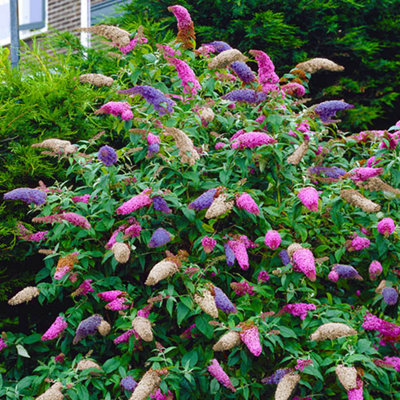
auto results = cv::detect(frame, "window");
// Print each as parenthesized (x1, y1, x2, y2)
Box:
(0, 0, 46, 46)
(91, 0, 124, 25)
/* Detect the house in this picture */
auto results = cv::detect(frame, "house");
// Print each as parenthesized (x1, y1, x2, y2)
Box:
(0, 0, 125, 48)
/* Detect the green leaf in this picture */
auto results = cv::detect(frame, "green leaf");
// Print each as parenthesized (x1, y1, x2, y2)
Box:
(177, 302, 190, 326)
(195, 315, 214, 339)
(181, 349, 198, 368)
(102, 358, 120, 373)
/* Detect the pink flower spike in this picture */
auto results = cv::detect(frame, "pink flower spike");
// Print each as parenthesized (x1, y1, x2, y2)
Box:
(215, 142, 225, 150)
(60, 212, 91, 229)
(350, 235, 370, 251)
(106, 297, 129, 311)
(228, 239, 249, 270)
(239, 324, 262, 356)
(231, 132, 276, 149)
(97, 290, 125, 302)
(116, 189, 152, 215)
(292, 248, 316, 281)
(114, 329, 135, 345)
(72, 194, 91, 204)
(75, 279, 94, 296)
(298, 187, 319, 212)
(264, 230, 281, 249)
(236, 193, 260, 215)
(96, 101, 133, 121)
(258, 270, 270, 282)
(249, 49, 279, 87)
(169, 57, 201, 95)
(0, 337, 8, 351)
(201, 236, 217, 253)
(328, 270, 339, 282)
(347, 377, 363, 400)
(377, 218, 395, 236)
(350, 167, 384, 182)
(369, 261, 383, 281)
(207, 359, 236, 392)
(41, 316, 68, 341)
(279, 303, 316, 320)
(295, 359, 313, 371)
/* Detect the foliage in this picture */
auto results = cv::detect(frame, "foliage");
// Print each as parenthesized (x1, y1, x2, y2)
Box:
(2, 5, 400, 400)
(118, 0, 400, 131)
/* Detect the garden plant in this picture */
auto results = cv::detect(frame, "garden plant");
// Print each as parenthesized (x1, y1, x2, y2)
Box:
(2, 4, 400, 400)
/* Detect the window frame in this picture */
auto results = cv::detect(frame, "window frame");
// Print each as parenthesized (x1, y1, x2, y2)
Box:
(19, 0, 46, 31)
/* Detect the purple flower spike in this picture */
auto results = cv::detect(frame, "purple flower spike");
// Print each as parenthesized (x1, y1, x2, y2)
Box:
(205, 41, 232, 52)
(214, 286, 237, 313)
(152, 196, 171, 214)
(382, 287, 398, 306)
(118, 85, 175, 115)
(230, 61, 256, 83)
(314, 100, 354, 123)
(148, 228, 171, 248)
(279, 250, 290, 265)
(188, 188, 217, 211)
(4, 188, 46, 206)
(223, 89, 266, 104)
(332, 264, 363, 280)
(262, 369, 290, 384)
(224, 243, 235, 266)
(98, 145, 117, 166)
(120, 376, 138, 392)
(308, 166, 346, 179)
(73, 314, 102, 344)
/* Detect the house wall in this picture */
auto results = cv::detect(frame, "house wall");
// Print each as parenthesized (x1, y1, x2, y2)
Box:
(48, 0, 81, 34)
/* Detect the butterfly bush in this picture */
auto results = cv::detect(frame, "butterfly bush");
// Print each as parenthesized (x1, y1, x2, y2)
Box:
(4, 5, 400, 400)
(4, 188, 46, 206)
(264, 230, 281, 249)
(117, 85, 175, 115)
(96, 101, 133, 121)
(98, 145, 118, 166)
(168, 57, 201, 95)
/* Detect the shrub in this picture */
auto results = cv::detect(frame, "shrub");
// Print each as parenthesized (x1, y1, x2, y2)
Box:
(117, 0, 400, 131)
(2, 5, 400, 400)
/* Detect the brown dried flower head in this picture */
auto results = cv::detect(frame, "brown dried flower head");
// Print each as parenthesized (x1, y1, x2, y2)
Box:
(213, 330, 241, 351)
(340, 189, 381, 213)
(129, 369, 161, 400)
(78, 25, 131, 46)
(145, 260, 179, 286)
(336, 364, 358, 390)
(375, 280, 387, 294)
(77, 359, 102, 375)
(97, 319, 111, 336)
(164, 127, 200, 166)
(356, 177, 400, 195)
(35, 382, 64, 400)
(79, 73, 113, 87)
(205, 193, 234, 219)
(112, 242, 130, 263)
(287, 140, 309, 165)
(56, 253, 78, 274)
(290, 68, 308, 80)
(310, 322, 357, 341)
(194, 289, 219, 318)
(132, 316, 153, 342)
(32, 139, 77, 155)
(295, 58, 344, 74)
(38, 249, 54, 255)
(8, 286, 40, 305)
(208, 49, 247, 69)
(199, 107, 215, 123)
(275, 372, 300, 400)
